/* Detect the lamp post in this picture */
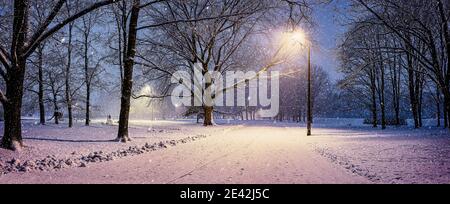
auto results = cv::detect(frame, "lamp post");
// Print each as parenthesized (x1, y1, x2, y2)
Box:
(306, 45, 312, 136)
(283, 29, 312, 136)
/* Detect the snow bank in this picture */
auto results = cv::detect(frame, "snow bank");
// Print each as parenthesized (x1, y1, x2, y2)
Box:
(0, 120, 232, 176)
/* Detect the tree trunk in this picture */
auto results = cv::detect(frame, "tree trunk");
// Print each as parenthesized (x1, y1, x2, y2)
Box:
(1, 0, 28, 150)
(394, 100, 400, 126)
(117, 0, 140, 142)
(245, 107, 248, 120)
(37, 45, 45, 125)
(436, 86, 441, 127)
(53, 98, 59, 125)
(119, 0, 127, 84)
(417, 80, 424, 127)
(203, 106, 214, 126)
(299, 109, 302, 122)
(390, 55, 401, 126)
(406, 51, 419, 129)
(437, 0, 450, 128)
(447, 98, 450, 128)
(85, 84, 90, 126)
(67, 95, 73, 127)
(370, 70, 378, 128)
(444, 90, 450, 128)
(444, 105, 448, 128)
(376, 36, 386, 130)
(84, 33, 90, 126)
(1, 62, 26, 150)
(380, 69, 386, 130)
(444, 89, 449, 128)
(392, 75, 400, 126)
(66, 23, 74, 128)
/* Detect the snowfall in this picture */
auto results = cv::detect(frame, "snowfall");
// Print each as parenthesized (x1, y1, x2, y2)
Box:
(0, 118, 449, 184)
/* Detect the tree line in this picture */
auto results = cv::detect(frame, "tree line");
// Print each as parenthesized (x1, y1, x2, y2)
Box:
(0, 0, 314, 151)
(339, 0, 450, 129)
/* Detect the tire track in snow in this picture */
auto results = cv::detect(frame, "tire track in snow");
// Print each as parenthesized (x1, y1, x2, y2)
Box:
(166, 125, 256, 184)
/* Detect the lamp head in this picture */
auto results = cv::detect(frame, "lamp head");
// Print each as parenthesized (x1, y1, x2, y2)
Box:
(286, 29, 308, 46)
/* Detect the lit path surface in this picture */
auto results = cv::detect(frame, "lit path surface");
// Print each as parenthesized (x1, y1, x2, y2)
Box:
(0, 125, 369, 184)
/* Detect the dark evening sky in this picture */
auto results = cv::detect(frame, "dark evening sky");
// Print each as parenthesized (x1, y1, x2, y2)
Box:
(312, 1, 349, 81)
(0, 1, 348, 81)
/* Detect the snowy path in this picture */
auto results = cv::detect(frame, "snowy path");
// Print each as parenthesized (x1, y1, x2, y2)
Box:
(0, 125, 368, 184)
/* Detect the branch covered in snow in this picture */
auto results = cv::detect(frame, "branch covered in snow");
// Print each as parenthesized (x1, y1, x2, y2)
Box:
(0, 44, 10, 72)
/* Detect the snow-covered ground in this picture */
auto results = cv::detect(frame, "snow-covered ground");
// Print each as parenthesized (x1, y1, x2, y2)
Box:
(305, 127, 450, 184)
(0, 119, 232, 174)
(0, 119, 449, 184)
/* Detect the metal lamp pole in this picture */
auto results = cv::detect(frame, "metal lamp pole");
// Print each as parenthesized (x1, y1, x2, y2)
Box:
(307, 45, 312, 136)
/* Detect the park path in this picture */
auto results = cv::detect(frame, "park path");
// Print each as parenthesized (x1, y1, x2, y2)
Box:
(0, 125, 369, 184)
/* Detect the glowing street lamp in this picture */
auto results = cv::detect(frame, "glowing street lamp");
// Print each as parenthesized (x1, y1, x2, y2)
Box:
(285, 29, 312, 136)
(286, 31, 308, 47)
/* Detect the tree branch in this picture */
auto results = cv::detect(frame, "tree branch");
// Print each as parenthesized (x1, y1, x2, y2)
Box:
(0, 44, 10, 61)
(137, 11, 261, 31)
(0, 45, 9, 79)
(131, 93, 172, 100)
(26, 0, 66, 53)
(24, 0, 118, 58)
(139, 0, 165, 9)
(0, 53, 9, 72)
(356, 0, 435, 69)
(0, 89, 7, 104)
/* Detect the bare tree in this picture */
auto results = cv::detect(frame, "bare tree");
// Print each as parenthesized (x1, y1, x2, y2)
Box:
(132, 0, 312, 126)
(338, 0, 449, 129)
(26, 43, 47, 125)
(0, 0, 118, 150)
(339, 22, 382, 128)
(117, 0, 141, 142)
(43, 45, 65, 125)
(76, 6, 104, 126)
(354, 0, 450, 128)
(115, 0, 311, 141)
(62, 1, 78, 128)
